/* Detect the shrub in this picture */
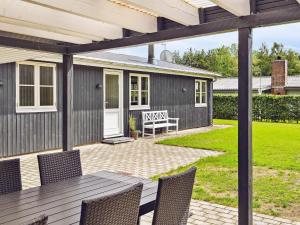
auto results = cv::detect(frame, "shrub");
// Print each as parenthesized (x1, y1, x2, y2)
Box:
(213, 94, 300, 123)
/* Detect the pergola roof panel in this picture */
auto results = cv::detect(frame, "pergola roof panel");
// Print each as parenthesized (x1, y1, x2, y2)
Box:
(0, 0, 298, 50)
(25, 0, 158, 33)
(112, 0, 200, 25)
(0, 0, 122, 42)
(184, 0, 216, 8)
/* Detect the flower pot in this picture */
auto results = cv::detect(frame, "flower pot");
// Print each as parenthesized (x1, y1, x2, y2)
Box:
(130, 131, 138, 140)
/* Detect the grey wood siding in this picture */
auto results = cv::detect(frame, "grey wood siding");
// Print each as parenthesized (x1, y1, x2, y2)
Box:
(0, 63, 103, 157)
(0, 62, 211, 157)
(124, 71, 212, 135)
(73, 65, 103, 146)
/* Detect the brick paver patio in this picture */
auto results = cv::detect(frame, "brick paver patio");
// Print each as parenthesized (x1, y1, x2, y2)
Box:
(1, 125, 299, 225)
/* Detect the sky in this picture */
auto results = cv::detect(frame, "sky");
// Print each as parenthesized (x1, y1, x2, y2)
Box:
(110, 22, 300, 59)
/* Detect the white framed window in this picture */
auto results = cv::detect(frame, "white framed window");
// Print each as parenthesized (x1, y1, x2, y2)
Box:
(129, 73, 150, 110)
(16, 61, 57, 113)
(195, 80, 207, 107)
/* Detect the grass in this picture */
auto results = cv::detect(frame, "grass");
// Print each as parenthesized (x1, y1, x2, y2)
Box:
(155, 120, 300, 220)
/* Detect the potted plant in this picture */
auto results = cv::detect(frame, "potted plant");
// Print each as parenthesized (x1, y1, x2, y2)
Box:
(129, 115, 138, 140)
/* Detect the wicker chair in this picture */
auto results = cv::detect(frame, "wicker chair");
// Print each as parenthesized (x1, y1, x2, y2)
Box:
(79, 183, 143, 225)
(0, 158, 22, 195)
(26, 214, 48, 225)
(151, 167, 197, 225)
(37, 150, 82, 185)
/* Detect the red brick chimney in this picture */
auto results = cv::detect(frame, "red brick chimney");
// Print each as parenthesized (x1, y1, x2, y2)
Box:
(271, 59, 287, 95)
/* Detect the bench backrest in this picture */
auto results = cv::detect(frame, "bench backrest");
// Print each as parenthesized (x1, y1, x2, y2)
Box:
(142, 110, 168, 123)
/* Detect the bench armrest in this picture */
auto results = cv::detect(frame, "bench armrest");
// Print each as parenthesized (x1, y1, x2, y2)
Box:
(168, 118, 179, 121)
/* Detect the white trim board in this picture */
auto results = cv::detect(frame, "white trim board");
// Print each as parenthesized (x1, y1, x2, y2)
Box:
(16, 61, 57, 113)
(103, 69, 124, 138)
(129, 73, 150, 110)
(35, 55, 220, 80)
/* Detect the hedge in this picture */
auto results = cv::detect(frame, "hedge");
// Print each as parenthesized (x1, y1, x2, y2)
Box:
(213, 94, 300, 123)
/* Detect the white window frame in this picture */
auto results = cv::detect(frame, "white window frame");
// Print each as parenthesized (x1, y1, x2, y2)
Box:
(16, 61, 57, 113)
(129, 73, 150, 110)
(195, 79, 207, 107)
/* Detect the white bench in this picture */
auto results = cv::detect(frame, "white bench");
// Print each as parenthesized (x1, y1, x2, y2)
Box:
(142, 110, 179, 138)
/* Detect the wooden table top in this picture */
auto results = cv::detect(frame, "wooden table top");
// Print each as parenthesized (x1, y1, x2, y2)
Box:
(0, 171, 158, 225)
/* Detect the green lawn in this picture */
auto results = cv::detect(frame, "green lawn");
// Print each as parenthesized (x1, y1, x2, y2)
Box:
(156, 120, 300, 220)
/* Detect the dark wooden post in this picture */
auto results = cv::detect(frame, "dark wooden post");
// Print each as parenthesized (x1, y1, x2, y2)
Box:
(62, 54, 74, 151)
(238, 27, 253, 225)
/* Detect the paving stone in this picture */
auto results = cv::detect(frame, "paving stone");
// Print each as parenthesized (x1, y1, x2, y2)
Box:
(1, 125, 299, 225)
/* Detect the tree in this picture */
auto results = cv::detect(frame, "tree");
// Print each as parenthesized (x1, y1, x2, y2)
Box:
(174, 42, 300, 77)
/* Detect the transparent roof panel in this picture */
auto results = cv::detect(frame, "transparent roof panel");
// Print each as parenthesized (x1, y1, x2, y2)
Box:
(184, 0, 216, 8)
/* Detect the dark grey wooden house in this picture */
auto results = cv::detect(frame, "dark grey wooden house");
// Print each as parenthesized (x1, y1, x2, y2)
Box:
(0, 51, 218, 157)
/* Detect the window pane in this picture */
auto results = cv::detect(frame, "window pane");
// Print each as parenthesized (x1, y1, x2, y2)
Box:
(202, 92, 207, 104)
(131, 91, 139, 105)
(19, 64, 34, 85)
(105, 74, 119, 109)
(141, 91, 148, 105)
(141, 77, 148, 91)
(202, 82, 206, 92)
(196, 81, 200, 92)
(131, 76, 138, 90)
(20, 86, 34, 106)
(40, 66, 53, 85)
(196, 93, 201, 104)
(40, 87, 54, 106)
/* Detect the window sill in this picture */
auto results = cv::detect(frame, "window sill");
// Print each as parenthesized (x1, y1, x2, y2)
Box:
(129, 106, 150, 111)
(16, 107, 57, 114)
(195, 104, 207, 108)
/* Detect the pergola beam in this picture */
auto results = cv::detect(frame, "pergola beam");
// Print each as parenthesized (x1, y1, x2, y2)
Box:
(68, 7, 300, 53)
(238, 27, 253, 225)
(0, 0, 122, 41)
(118, 0, 200, 26)
(62, 54, 74, 151)
(210, 0, 251, 16)
(25, 0, 157, 33)
(0, 35, 66, 53)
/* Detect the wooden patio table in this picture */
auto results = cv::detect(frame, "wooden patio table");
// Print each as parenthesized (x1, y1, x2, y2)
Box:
(0, 170, 158, 225)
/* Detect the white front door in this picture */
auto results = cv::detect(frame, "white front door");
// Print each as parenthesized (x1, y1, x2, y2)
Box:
(103, 69, 123, 138)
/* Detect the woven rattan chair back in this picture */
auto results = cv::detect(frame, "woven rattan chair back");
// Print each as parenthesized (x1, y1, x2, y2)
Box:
(0, 158, 22, 195)
(26, 214, 48, 225)
(37, 150, 82, 185)
(152, 167, 197, 225)
(79, 183, 143, 225)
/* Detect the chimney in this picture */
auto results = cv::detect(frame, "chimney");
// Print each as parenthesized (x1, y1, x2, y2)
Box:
(271, 58, 287, 95)
(148, 44, 155, 64)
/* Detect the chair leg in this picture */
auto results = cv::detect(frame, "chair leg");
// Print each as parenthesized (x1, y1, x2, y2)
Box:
(137, 216, 141, 225)
(152, 128, 155, 138)
(142, 125, 145, 137)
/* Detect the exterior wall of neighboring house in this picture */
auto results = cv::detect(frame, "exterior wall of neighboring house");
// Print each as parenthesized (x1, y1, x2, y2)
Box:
(213, 90, 261, 94)
(0, 62, 212, 157)
(286, 89, 300, 95)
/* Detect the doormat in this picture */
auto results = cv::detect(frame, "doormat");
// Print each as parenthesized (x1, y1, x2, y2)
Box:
(102, 137, 134, 145)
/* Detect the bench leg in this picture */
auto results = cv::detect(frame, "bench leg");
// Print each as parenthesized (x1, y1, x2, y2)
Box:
(166, 125, 169, 134)
(152, 127, 155, 138)
(176, 124, 178, 134)
(142, 125, 145, 137)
